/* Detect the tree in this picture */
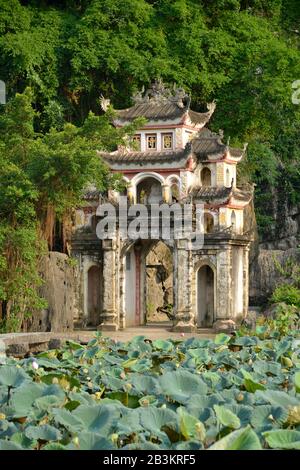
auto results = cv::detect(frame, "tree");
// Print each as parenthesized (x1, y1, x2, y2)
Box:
(0, 88, 140, 331)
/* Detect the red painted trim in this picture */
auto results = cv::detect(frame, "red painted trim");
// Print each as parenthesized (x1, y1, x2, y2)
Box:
(204, 202, 248, 209)
(135, 249, 141, 325)
(115, 123, 202, 131)
(113, 168, 183, 176)
(223, 158, 240, 164)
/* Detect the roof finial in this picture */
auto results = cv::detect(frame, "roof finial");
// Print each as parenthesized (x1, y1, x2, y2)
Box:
(207, 100, 216, 116)
(100, 95, 110, 112)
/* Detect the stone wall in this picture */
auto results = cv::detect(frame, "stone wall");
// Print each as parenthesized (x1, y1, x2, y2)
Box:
(26, 252, 79, 332)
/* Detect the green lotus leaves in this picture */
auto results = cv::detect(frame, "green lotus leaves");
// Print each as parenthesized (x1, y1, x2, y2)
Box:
(10, 382, 46, 417)
(72, 404, 119, 435)
(77, 432, 115, 450)
(52, 408, 84, 433)
(24, 425, 62, 441)
(152, 339, 174, 352)
(159, 370, 208, 403)
(10, 432, 37, 449)
(139, 406, 179, 436)
(214, 333, 231, 345)
(0, 331, 300, 450)
(263, 429, 300, 449)
(253, 360, 282, 377)
(214, 405, 241, 429)
(256, 390, 300, 407)
(177, 407, 206, 441)
(41, 443, 67, 450)
(295, 371, 300, 393)
(251, 405, 288, 428)
(0, 439, 24, 450)
(208, 426, 262, 450)
(0, 366, 29, 388)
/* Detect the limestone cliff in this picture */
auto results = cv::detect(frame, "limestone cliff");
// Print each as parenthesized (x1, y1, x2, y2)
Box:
(249, 197, 300, 305)
(26, 252, 79, 332)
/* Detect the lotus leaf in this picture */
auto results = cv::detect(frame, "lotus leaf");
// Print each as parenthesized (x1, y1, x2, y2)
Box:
(208, 426, 262, 450)
(159, 370, 207, 403)
(263, 429, 300, 449)
(24, 424, 62, 441)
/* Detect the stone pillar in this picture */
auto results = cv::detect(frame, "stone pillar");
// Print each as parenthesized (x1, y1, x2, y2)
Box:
(172, 240, 196, 332)
(119, 252, 126, 330)
(213, 247, 235, 332)
(98, 239, 118, 331)
(243, 246, 250, 317)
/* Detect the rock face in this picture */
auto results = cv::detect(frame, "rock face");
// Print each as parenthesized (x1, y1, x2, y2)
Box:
(249, 247, 300, 305)
(26, 252, 79, 332)
(248, 193, 300, 306)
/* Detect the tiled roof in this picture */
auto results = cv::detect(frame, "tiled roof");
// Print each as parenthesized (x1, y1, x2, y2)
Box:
(82, 189, 100, 200)
(116, 102, 185, 122)
(100, 148, 188, 164)
(114, 81, 215, 126)
(186, 186, 253, 205)
(188, 186, 232, 203)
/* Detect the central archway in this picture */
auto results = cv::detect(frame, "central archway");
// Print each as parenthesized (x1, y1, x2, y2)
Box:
(123, 241, 174, 327)
(136, 177, 163, 204)
(145, 241, 173, 324)
(197, 264, 215, 327)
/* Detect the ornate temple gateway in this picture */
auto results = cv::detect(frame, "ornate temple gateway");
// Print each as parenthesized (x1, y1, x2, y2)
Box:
(72, 82, 253, 332)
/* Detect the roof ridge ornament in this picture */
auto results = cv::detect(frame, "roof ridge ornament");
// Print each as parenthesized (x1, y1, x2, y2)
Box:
(132, 79, 190, 108)
(100, 95, 110, 112)
(206, 100, 216, 117)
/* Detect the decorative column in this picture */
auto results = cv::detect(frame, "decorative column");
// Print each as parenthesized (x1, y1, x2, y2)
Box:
(242, 245, 250, 317)
(118, 250, 126, 330)
(98, 239, 119, 331)
(213, 246, 234, 332)
(172, 240, 196, 332)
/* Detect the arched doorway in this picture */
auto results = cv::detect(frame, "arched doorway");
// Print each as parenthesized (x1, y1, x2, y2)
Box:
(201, 167, 211, 187)
(124, 241, 174, 327)
(137, 177, 163, 204)
(87, 266, 102, 326)
(197, 265, 214, 327)
(145, 241, 173, 323)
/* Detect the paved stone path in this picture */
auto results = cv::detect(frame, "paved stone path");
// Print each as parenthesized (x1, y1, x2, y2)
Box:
(0, 324, 215, 356)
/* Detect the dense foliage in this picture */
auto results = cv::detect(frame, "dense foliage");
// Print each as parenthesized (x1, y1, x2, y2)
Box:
(1, 0, 300, 237)
(0, 332, 300, 450)
(0, 1, 300, 328)
(0, 88, 138, 331)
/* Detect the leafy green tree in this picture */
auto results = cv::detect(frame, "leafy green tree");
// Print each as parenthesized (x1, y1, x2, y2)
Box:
(0, 88, 139, 331)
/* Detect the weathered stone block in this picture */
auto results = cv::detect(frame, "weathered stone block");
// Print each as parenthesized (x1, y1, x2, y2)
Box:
(7, 343, 29, 357)
(48, 338, 62, 350)
(213, 319, 236, 333)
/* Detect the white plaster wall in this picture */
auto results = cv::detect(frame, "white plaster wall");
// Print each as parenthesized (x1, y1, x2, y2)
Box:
(135, 129, 176, 151)
(222, 208, 243, 233)
(225, 164, 237, 187)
